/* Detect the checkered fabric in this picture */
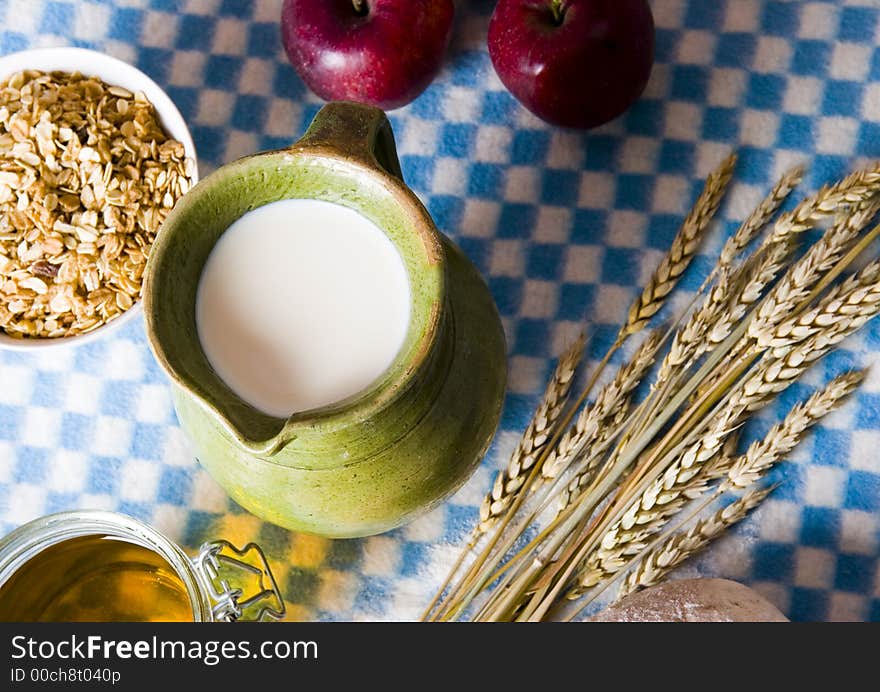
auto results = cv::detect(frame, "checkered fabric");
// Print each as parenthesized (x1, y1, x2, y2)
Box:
(2, 0, 880, 621)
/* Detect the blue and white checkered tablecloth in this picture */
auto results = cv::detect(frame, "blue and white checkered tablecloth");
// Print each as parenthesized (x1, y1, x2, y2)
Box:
(2, 0, 880, 621)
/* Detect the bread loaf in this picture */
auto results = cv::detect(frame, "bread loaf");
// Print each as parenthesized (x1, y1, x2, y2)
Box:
(589, 578, 788, 622)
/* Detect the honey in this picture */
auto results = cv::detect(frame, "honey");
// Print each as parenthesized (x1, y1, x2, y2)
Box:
(0, 534, 194, 622)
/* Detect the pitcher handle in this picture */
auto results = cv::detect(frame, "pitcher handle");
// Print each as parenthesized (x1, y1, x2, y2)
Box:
(292, 101, 404, 182)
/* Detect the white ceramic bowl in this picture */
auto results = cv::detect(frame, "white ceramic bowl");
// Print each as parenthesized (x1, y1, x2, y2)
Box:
(0, 47, 199, 351)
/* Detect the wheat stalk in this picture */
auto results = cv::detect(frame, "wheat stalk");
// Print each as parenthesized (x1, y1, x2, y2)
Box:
(423, 336, 585, 620)
(426, 159, 880, 623)
(550, 410, 630, 517)
(435, 156, 739, 614)
(656, 239, 790, 386)
(542, 329, 664, 484)
(617, 486, 774, 598)
(636, 238, 792, 447)
(476, 335, 584, 535)
(620, 153, 736, 338)
(564, 371, 860, 614)
(569, 309, 871, 601)
(482, 160, 736, 611)
(659, 165, 803, 390)
(710, 240, 794, 344)
(571, 403, 743, 591)
(528, 256, 876, 611)
(510, 160, 739, 568)
(570, 327, 862, 593)
(616, 372, 863, 602)
(655, 268, 732, 385)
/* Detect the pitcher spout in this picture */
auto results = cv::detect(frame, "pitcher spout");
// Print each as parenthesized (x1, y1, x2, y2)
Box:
(236, 426, 297, 456)
(171, 382, 300, 458)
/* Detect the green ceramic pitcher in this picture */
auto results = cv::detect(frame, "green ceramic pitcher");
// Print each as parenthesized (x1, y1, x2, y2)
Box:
(143, 102, 507, 538)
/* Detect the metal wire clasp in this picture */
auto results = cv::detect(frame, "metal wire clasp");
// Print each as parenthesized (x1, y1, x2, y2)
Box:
(193, 540, 285, 622)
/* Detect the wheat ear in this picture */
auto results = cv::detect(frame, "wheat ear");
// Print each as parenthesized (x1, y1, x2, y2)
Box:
(476, 335, 584, 535)
(568, 371, 860, 609)
(747, 199, 880, 349)
(724, 370, 865, 490)
(656, 239, 791, 385)
(431, 156, 738, 619)
(617, 486, 774, 598)
(620, 153, 737, 338)
(662, 165, 802, 393)
(628, 370, 867, 596)
(542, 329, 664, 484)
(571, 405, 743, 591)
(765, 163, 880, 245)
(719, 165, 803, 268)
(571, 331, 858, 593)
(763, 259, 880, 356)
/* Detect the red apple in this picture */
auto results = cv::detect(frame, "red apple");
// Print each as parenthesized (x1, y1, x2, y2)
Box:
(281, 0, 455, 110)
(488, 0, 655, 129)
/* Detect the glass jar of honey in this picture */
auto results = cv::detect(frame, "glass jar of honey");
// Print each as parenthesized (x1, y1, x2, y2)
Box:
(0, 511, 285, 622)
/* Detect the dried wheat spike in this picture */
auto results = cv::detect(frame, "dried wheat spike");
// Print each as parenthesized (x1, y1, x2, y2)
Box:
(571, 350, 838, 583)
(680, 240, 794, 403)
(766, 163, 880, 245)
(654, 239, 792, 406)
(572, 403, 743, 592)
(572, 334, 855, 592)
(620, 153, 737, 338)
(747, 199, 880, 349)
(709, 240, 794, 346)
(617, 486, 774, 598)
(719, 165, 804, 268)
(725, 370, 864, 490)
(764, 259, 880, 356)
(542, 329, 665, 484)
(476, 335, 585, 535)
(656, 268, 733, 384)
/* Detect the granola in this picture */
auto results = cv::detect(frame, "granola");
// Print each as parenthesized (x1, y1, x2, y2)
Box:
(0, 69, 194, 338)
